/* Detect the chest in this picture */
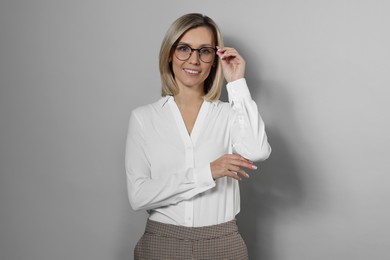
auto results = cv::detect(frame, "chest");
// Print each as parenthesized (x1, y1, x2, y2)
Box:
(143, 104, 232, 174)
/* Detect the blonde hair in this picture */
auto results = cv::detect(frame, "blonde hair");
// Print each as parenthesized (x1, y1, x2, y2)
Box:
(159, 13, 224, 101)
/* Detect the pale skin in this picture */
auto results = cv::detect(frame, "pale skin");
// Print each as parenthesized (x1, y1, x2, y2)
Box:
(171, 26, 256, 181)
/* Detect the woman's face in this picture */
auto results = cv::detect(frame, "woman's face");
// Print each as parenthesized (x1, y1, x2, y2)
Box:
(171, 26, 215, 93)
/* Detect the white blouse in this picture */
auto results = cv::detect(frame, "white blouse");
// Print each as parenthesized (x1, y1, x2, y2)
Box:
(125, 78, 271, 227)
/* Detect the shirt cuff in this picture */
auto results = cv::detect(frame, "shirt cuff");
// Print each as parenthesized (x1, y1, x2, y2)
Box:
(193, 165, 216, 188)
(226, 78, 251, 101)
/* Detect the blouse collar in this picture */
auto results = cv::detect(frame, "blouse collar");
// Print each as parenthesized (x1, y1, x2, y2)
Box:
(159, 95, 220, 108)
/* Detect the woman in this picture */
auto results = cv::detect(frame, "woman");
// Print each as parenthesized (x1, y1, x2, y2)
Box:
(126, 13, 271, 259)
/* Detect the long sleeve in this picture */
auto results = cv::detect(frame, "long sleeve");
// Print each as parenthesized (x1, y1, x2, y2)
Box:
(125, 92, 271, 226)
(227, 78, 271, 162)
(125, 110, 215, 211)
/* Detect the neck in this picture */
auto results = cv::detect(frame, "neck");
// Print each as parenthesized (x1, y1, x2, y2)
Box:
(174, 85, 205, 107)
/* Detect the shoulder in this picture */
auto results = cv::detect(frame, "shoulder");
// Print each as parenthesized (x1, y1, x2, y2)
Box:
(208, 99, 231, 111)
(131, 97, 167, 115)
(129, 97, 170, 123)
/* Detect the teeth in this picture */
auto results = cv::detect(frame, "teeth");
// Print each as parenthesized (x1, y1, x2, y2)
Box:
(184, 69, 200, 74)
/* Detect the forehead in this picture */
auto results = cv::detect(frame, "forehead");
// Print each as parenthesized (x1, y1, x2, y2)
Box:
(178, 26, 215, 46)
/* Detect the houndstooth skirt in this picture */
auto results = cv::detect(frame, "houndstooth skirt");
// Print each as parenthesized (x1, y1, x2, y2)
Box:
(134, 219, 248, 260)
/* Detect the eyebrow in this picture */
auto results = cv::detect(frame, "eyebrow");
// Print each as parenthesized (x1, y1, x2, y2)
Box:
(177, 42, 214, 48)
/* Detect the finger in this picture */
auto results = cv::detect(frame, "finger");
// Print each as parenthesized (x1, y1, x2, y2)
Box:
(216, 48, 239, 58)
(236, 169, 250, 178)
(236, 155, 253, 164)
(216, 47, 226, 56)
(219, 49, 238, 57)
(223, 154, 253, 167)
(225, 170, 242, 181)
(220, 52, 238, 60)
(217, 47, 235, 52)
(227, 169, 249, 180)
(233, 162, 257, 171)
(231, 159, 257, 170)
(221, 49, 237, 56)
(228, 165, 241, 173)
(228, 156, 257, 170)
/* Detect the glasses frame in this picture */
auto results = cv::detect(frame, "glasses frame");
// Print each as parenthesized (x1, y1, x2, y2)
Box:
(173, 44, 217, 63)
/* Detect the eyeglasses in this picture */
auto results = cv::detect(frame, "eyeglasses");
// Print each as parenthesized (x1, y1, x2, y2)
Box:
(174, 44, 216, 63)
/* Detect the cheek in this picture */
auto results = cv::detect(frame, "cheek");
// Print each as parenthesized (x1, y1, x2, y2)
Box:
(203, 65, 213, 77)
(171, 60, 182, 75)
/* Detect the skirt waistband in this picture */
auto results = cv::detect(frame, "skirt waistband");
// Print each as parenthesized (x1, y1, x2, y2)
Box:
(144, 219, 238, 241)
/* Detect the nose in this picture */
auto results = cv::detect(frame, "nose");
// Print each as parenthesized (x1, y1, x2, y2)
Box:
(188, 50, 200, 64)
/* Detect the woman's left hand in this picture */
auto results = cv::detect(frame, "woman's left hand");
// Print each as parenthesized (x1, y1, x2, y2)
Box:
(216, 47, 246, 83)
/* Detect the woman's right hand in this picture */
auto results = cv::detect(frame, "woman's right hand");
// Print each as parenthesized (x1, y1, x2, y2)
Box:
(210, 154, 257, 181)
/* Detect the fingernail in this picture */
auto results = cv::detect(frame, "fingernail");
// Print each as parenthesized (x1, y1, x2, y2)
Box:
(252, 165, 258, 170)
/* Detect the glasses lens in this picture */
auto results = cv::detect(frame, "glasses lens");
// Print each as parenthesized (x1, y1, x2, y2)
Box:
(199, 47, 215, 63)
(175, 45, 191, 61)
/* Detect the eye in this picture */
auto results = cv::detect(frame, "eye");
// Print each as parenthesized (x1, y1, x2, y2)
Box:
(199, 47, 214, 55)
(176, 45, 191, 53)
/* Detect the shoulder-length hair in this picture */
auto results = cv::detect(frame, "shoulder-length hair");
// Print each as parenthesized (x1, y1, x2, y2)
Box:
(159, 13, 224, 101)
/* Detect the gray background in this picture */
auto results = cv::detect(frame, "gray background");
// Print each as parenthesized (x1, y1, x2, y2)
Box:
(1, 0, 389, 259)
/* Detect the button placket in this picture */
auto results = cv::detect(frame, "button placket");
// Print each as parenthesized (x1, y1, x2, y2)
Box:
(184, 140, 194, 226)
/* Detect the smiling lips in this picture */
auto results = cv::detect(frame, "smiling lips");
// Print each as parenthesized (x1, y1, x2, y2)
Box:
(184, 68, 200, 75)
